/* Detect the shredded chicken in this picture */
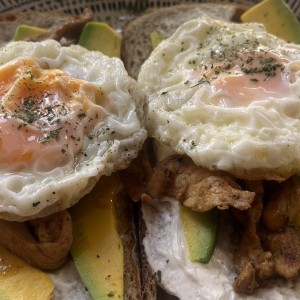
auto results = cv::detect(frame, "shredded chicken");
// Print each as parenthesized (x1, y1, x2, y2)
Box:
(263, 226, 300, 279)
(0, 210, 72, 270)
(233, 181, 274, 293)
(262, 177, 300, 232)
(142, 155, 255, 212)
(233, 178, 300, 294)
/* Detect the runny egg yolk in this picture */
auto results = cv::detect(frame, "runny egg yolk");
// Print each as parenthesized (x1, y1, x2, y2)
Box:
(0, 59, 107, 173)
(190, 50, 291, 107)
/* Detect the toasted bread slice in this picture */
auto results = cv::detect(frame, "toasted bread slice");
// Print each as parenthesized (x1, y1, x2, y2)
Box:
(0, 11, 76, 45)
(50, 190, 143, 300)
(139, 202, 157, 300)
(121, 3, 248, 79)
(0, 10, 93, 46)
(115, 193, 143, 300)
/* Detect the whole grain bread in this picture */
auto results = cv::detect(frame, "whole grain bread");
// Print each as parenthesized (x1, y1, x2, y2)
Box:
(0, 11, 76, 45)
(139, 202, 157, 300)
(0, 10, 93, 47)
(121, 3, 248, 79)
(0, 9, 143, 300)
(115, 192, 143, 300)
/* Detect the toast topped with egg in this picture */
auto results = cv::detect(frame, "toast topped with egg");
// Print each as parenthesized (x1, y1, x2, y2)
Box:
(121, 1, 300, 299)
(0, 10, 148, 300)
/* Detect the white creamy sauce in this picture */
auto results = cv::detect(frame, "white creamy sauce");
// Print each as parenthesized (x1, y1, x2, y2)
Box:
(142, 199, 300, 300)
(49, 259, 91, 300)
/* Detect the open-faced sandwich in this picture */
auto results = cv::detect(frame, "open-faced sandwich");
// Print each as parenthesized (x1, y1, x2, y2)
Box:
(1, 0, 300, 299)
(0, 8, 147, 300)
(0, 4, 252, 299)
(121, 0, 300, 299)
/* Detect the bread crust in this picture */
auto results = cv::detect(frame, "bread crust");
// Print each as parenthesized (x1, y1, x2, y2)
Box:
(115, 192, 143, 300)
(0, 11, 77, 45)
(139, 202, 157, 300)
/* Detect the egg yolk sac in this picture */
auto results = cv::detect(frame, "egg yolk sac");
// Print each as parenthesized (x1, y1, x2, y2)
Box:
(0, 59, 107, 172)
(189, 49, 291, 108)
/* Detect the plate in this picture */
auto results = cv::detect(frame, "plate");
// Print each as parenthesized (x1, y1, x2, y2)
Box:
(0, 0, 299, 29)
(0, 1, 299, 300)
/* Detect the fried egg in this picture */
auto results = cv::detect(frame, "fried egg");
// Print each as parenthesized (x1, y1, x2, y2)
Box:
(0, 40, 146, 220)
(138, 17, 300, 180)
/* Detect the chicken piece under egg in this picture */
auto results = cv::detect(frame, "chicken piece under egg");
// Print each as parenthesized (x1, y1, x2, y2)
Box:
(232, 178, 300, 294)
(0, 211, 72, 270)
(232, 181, 274, 293)
(262, 177, 300, 232)
(141, 155, 255, 212)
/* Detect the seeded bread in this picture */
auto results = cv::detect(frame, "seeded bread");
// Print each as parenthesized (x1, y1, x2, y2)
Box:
(121, 3, 248, 79)
(121, 5, 249, 299)
(139, 203, 157, 300)
(0, 11, 80, 46)
(0, 9, 143, 300)
(115, 193, 143, 300)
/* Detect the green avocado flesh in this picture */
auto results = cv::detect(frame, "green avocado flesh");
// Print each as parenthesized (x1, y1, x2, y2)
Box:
(180, 206, 219, 264)
(150, 31, 165, 48)
(0, 245, 54, 300)
(70, 175, 124, 300)
(13, 25, 48, 41)
(241, 0, 300, 43)
(13, 22, 121, 58)
(78, 22, 121, 57)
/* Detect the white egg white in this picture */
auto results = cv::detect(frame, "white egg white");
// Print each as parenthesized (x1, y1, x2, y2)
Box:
(0, 40, 146, 220)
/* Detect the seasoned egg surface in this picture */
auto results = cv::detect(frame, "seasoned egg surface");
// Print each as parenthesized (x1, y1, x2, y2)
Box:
(138, 17, 300, 180)
(0, 40, 146, 220)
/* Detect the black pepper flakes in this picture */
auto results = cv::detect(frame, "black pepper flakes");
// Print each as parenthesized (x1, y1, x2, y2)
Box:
(32, 201, 40, 207)
(107, 291, 114, 297)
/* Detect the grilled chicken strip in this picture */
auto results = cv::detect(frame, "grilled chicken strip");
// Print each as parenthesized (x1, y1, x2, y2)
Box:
(0, 210, 72, 270)
(233, 181, 274, 294)
(262, 177, 300, 232)
(142, 155, 255, 212)
(233, 178, 300, 293)
(263, 226, 300, 280)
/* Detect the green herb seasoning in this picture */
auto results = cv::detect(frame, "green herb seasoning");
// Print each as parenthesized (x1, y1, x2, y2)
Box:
(187, 24, 284, 87)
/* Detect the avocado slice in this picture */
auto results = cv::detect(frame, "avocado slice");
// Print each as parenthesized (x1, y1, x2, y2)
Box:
(180, 206, 219, 264)
(71, 175, 124, 300)
(0, 244, 54, 300)
(78, 22, 121, 57)
(13, 25, 48, 41)
(150, 31, 165, 49)
(241, 0, 300, 43)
